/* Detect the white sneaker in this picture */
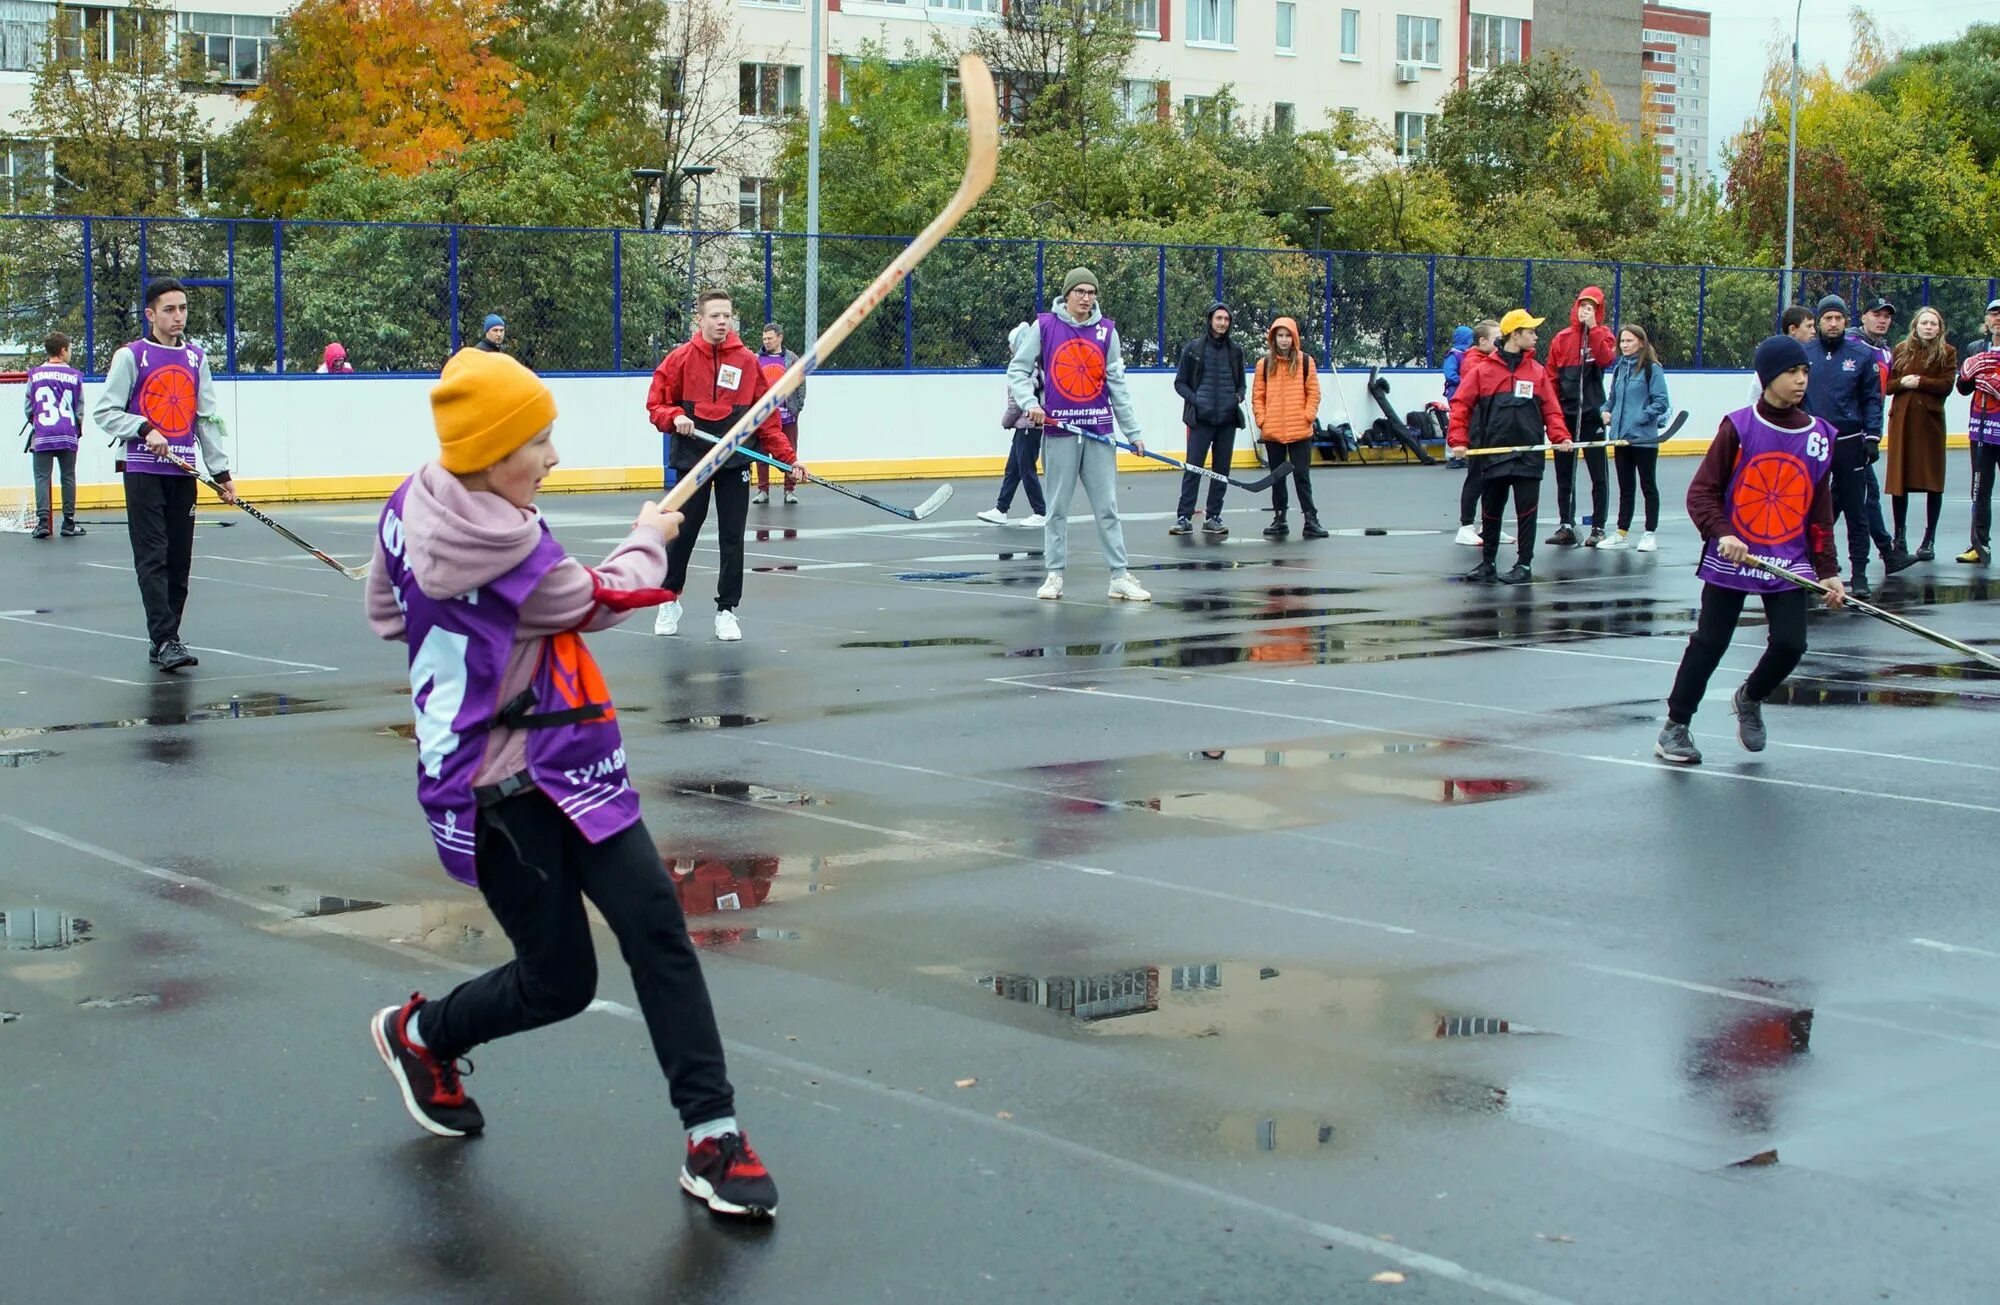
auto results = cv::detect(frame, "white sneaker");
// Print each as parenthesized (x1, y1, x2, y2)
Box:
(1635, 531, 1658, 552)
(977, 508, 1009, 525)
(1019, 513, 1046, 528)
(654, 599, 682, 637)
(1454, 524, 1482, 546)
(1501, 531, 1516, 544)
(782, 489, 798, 505)
(1107, 572, 1152, 602)
(1598, 530, 1631, 551)
(714, 610, 742, 641)
(1036, 573, 1064, 600)
(750, 490, 770, 506)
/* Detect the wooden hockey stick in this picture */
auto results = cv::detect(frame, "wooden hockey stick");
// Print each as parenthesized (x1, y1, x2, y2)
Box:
(1462, 440, 1631, 458)
(1052, 421, 1295, 493)
(159, 449, 369, 579)
(681, 429, 952, 521)
(661, 54, 998, 514)
(1743, 557, 2000, 672)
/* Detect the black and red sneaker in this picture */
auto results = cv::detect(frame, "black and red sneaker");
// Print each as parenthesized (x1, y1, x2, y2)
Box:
(369, 993, 484, 1138)
(681, 1131, 778, 1218)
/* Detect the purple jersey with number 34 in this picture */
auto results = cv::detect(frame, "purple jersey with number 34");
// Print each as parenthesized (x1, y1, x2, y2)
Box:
(24, 362, 82, 452)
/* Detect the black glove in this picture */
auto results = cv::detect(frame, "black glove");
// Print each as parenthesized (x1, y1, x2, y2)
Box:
(1865, 438, 1881, 465)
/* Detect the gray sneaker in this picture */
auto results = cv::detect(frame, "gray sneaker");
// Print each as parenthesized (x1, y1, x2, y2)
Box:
(1654, 721, 1702, 765)
(1732, 684, 1766, 752)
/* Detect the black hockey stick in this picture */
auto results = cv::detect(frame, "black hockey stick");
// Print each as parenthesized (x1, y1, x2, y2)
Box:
(1053, 421, 1294, 492)
(680, 429, 952, 521)
(1660, 410, 1689, 440)
(1365, 367, 1440, 464)
(160, 449, 369, 579)
(1744, 557, 2000, 672)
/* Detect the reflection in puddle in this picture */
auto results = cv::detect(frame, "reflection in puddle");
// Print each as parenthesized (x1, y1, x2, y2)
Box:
(672, 779, 822, 806)
(668, 854, 831, 917)
(0, 748, 56, 766)
(691, 926, 805, 947)
(664, 714, 769, 729)
(1761, 680, 2000, 710)
(0, 909, 92, 950)
(838, 638, 999, 650)
(281, 892, 390, 918)
(0, 693, 331, 739)
(1685, 992, 1814, 1134)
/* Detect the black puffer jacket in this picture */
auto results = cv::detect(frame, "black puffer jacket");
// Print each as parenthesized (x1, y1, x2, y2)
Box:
(1173, 301, 1247, 429)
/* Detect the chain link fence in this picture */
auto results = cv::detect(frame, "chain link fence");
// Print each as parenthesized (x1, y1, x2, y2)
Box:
(1, 214, 1993, 378)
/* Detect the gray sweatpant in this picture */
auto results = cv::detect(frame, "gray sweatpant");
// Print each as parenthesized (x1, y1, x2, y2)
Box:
(33, 448, 77, 523)
(1041, 432, 1128, 574)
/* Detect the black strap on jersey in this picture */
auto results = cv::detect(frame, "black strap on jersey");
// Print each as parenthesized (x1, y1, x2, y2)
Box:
(494, 686, 607, 731)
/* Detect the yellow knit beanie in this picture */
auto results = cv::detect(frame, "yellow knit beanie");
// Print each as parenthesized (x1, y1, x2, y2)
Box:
(431, 347, 558, 473)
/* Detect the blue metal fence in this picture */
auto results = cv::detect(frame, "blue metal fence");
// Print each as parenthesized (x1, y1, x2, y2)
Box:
(2, 214, 1993, 380)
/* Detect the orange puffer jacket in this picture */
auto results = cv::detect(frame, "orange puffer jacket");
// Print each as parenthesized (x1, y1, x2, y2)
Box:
(1251, 318, 1321, 445)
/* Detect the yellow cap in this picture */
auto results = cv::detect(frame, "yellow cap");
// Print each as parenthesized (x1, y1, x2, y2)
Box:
(431, 348, 558, 474)
(1498, 309, 1545, 337)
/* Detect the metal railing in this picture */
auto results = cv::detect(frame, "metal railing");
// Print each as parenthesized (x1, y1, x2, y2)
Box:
(2, 214, 1993, 379)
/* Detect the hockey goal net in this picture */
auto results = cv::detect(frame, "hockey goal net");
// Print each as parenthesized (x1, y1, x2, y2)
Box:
(0, 371, 30, 532)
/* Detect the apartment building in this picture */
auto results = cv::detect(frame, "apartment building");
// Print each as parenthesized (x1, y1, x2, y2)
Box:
(1641, 2, 1709, 197)
(1529, 0, 1642, 133)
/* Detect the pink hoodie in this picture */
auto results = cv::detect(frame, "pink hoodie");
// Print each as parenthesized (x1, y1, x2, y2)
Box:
(366, 460, 668, 787)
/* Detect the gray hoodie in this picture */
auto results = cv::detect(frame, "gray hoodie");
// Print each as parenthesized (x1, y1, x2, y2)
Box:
(1006, 301, 1142, 440)
(92, 337, 230, 477)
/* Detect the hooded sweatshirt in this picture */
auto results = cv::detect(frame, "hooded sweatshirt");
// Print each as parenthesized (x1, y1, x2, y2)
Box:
(1442, 325, 1475, 400)
(365, 460, 668, 788)
(1251, 317, 1320, 445)
(1173, 302, 1248, 429)
(1006, 299, 1143, 439)
(1545, 288, 1617, 419)
(647, 327, 792, 471)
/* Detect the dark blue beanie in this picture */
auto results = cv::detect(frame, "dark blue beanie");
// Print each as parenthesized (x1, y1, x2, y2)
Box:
(1754, 335, 1810, 390)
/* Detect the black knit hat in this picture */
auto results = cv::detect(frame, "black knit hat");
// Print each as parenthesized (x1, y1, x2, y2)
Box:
(1755, 334, 1811, 389)
(1815, 294, 1849, 320)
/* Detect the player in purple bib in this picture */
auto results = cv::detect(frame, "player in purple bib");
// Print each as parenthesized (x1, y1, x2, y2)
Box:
(364, 347, 781, 1218)
(88, 278, 237, 672)
(23, 331, 85, 538)
(1657, 335, 1848, 765)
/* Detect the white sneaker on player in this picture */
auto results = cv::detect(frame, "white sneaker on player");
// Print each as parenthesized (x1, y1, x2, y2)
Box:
(750, 490, 769, 506)
(1107, 572, 1152, 602)
(1036, 573, 1063, 600)
(1454, 524, 1481, 546)
(1501, 531, 1516, 544)
(782, 489, 798, 505)
(1635, 531, 1658, 552)
(1598, 529, 1631, 550)
(977, 508, 1009, 525)
(715, 610, 742, 641)
(654, 599, 682, 637)
(1019, 513, 1046, 528)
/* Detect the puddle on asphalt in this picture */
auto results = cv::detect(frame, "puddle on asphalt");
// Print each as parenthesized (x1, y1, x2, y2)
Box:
(838, 638, 999, 650)
(690, 926, 805, 947)
(1683, 989, 1814, 1133)
(665, 714, 769, 729)
(0, 748, 56, 766)
(0, 910, 92, 950)
(268, 889, 391, 918)
(671, 779, 823, 806)
(1761, 678, 2000, 710)
(751, 529, 799, 543)
(0, 693, 332, 739)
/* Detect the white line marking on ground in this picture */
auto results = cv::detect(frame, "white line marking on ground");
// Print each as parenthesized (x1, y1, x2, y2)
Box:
(1, 811, 1572, 1304)
(0, 654, 147, 687)
(82, 560, 336, 599)
(0, 614, 339, 671)
(1912, 937, 2000, 959)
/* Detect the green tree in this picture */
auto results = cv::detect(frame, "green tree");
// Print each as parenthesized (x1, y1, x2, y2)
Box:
(1864, 23, 2000, 171)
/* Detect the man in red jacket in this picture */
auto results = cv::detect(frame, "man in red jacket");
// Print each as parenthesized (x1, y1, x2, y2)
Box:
(1447, 308, 1572, 585)
(645, 290, 803, 642)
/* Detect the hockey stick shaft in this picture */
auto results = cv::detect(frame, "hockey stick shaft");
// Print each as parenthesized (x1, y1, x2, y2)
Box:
(1744, 557, 2000, 671)
(659, 54, 997, 515)
(679, 429, 950, 521)
(1462, 440, 1631, 458)
(1052, 421, 1292, 492)
(159, 449, 368, 579)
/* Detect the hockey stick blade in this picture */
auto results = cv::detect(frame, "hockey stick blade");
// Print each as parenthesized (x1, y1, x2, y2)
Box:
(660, 55, 997, 514)
(1661, 410, 1689, 440)
(681, 428, 952, 521)
(160, 450, 369, 579)
(1744, 557, 2000, 672)
(1227, 459, 1295, 493)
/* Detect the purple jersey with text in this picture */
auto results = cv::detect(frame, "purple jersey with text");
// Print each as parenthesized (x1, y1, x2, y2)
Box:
(1037, 312, 1117, 437)
(24, 362, 82, 452)
(1698, 407, 1835, 595)
(120, 338, 205, 476)
(378, 477, 642, 885)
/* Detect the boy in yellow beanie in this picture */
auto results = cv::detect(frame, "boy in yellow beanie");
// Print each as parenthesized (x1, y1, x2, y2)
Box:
(362, 348, 781, 1218)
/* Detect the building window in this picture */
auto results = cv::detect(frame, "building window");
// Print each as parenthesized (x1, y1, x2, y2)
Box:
(739, 62, 803, 118)
(1272, 101, 1295, 134)
(1122, 0, 1160, 34)
(0, 0, 46, 72)
(1394, 111, 1430, 159)
(738, 177, 782, 230)
(929, 0, 1000, 11)
(1183, 93, 1225, 132)
(1340, 8, 1359, 58)
(1467, 13, 1522, 71)
(660, 57, 685, 113)
(1188, 0, 1235, 47)
(1275, 1, 1295, 53)
(1395, 14, 1440, 67)
(179, 12, 276, 85)
(1117, 78, 1161, 123)
(2, 138, 46, 212)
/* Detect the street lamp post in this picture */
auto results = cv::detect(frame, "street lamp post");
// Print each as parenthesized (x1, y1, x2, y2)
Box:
(681, 163, 718, 312)
(1781, 0, 1804, 307)
(1304, 205, 1334, 252)
(806, 0, 823, 343)
(630, 168, 665, 230)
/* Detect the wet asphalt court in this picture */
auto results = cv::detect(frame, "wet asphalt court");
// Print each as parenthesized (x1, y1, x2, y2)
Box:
(5, 457, 1999, 1305)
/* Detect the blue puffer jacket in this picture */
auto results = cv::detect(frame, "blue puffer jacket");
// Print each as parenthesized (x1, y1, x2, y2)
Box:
(1604, 355, 1670, 445)
(1806, 332, 1885, 439)
(1442, 325, 1474, 400)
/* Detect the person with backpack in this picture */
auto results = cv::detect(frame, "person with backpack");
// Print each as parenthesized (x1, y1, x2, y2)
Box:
(1596, 324, 1671, 553)
(1446, 309, 1572, 585)
(1450, 320, 1504, 546)
(1251, 316, 1324, 540)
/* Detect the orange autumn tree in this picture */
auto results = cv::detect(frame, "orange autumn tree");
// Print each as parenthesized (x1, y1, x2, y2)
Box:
(236, 0, 527, 216)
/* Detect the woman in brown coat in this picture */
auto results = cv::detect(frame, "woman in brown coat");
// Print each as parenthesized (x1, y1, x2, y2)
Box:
(1884, 306, 1957, 560)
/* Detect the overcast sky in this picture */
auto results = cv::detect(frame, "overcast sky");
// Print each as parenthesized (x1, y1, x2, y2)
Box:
(1700, 1, 1988, 176)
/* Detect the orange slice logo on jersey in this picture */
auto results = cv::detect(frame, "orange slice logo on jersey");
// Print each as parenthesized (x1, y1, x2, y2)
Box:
(1049, 338, 1106, 403)
(760, 359, 786, 385)
(546, 632, 616, 721)
(138, 366, 197, 439)
(1730, 451, 1812, 547)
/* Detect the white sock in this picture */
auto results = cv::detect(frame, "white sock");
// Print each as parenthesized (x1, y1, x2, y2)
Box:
(689, 1115, 739, 1144)
(403, 1006, 428, 1049)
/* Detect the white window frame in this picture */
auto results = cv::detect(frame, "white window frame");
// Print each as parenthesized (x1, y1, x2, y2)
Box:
(738, 177, 783, 231)
(1339, 8, 1360, 60)
(1395, 14, 1441, 68)
(1, 138, 48, 213)
(739, 61, 803, 119)
(1275, 1, 1296, 55)
(1187, 0, 1236, 49)
(1466, 13, 1522, 73)
(1394, 111, 1431, 159)
(1117, 78, 1161, 123)
(1122, 0, 1161, 37)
